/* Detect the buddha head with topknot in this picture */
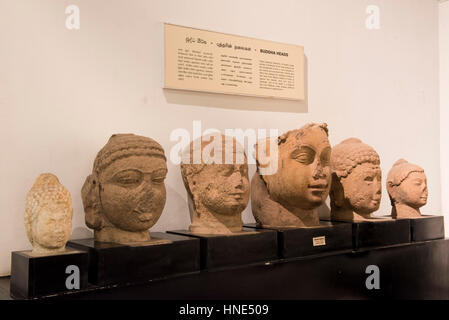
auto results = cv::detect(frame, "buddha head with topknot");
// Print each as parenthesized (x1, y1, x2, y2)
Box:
(25, 173, 73, 254)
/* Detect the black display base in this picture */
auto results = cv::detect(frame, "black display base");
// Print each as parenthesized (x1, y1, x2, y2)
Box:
(351, 218, 411, 250)
(3, 239, 449, 299)
(244, 221, 353, 258)
(67, 232, 200, 286)
(410, 215, 445, 242)
(10, 249, 88, 299)
(167, 228, 278, 269)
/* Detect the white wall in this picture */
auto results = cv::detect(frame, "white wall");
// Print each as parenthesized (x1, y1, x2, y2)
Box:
(0, 0, 441, 276)
(440, 1, 449, 237)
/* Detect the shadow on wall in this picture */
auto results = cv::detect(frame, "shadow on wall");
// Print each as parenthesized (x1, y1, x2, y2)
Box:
(318, 203, 331, 220)
(71, 227, 93, 240)
(163, 56, 309, 113)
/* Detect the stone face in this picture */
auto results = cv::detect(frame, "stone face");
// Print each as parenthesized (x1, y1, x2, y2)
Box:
(180, 134, 250, 234)
(387, 159, 428, 218)
(329, 138, 382, 221)
(251, 123, 331, 228)
(82, 134, 167, 243)
(25, 173, 73, 254)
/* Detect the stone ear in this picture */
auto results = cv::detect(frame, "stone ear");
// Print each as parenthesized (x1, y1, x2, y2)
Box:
(81, 173, 104, 230)
(330, 174, 345, 208)
(386, 181, 397, 205)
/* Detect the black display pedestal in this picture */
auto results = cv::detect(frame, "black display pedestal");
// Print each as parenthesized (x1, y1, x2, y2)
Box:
(167, 228, 278, 269)
(410, 215, 444, 241)
(10, 249, 88, 299)
(3, 238, 449, 300)
(244, 221, 353, 258)
(67, 232, 200, 286)
(321, 217, 411, 250)
(351, 218, 411, 249)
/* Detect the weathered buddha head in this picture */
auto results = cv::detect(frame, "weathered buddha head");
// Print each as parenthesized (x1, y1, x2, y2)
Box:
(82, 134, 167, 243)
(252, 123, 331, 228)
(386, 159, 427, 218)
(330, 138, 382, 221)
(180, 134, 250, 234)
(25, 173, 73, 254)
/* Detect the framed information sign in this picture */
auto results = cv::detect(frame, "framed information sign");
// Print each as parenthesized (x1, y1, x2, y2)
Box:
(164, 23, 305, 100)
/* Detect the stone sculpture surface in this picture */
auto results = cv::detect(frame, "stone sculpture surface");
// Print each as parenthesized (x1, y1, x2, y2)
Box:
(329, 138, 382, 221)
(180, 134, 250, 234)
(386, 159, 428, 218)
(82, 134, 167, 243)
(251, 123, 331, 228)
(25, 173, 73, 254)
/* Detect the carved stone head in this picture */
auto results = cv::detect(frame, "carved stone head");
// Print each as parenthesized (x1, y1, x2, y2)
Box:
(251, 123, 331, 228)
(25, 173, 73, 254)
(82, 134, 167, 243)
(180, 134, 250, 234)
(330, 138, 382, 221)
(387, 159, 427, 218)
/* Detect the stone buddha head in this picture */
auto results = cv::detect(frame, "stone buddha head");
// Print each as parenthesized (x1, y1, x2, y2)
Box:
(251, 123, 331, 228)
(25, 173, 73, 254)
(180, 134, 250, 234)
(82, 134, 167, 243)
(330, 138, 382, 221)
(386, 159, 427, 218)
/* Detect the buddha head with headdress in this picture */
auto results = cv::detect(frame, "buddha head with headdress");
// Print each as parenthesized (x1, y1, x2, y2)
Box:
(330, 138, 382, 221)
(25, 173, 73, 254)
(180, 133, 250, 234)
(251, 123, 332, 228)
(82, 134, 167, 243)
(386, 159, 427, 218)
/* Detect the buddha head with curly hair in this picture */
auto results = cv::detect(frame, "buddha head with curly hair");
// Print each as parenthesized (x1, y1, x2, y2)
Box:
(330, 138, 382, 221)
(25, 173, 73, 254)
(386, 159, 427, 218)
(82, 134, 167, 243)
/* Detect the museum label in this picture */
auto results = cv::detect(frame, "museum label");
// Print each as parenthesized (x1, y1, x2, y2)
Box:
(164, 23, 305, 100)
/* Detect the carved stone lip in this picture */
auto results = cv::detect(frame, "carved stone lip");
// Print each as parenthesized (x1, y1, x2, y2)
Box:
(307, 182, 328, 190)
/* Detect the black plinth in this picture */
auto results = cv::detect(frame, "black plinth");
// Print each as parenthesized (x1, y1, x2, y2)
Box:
(10, 249, 88, 299)
(244, 221, 353, 258)
(352, 218, 411, 250)
(67, 232, 200, 286)
(167, 228, 278, 270)
(3, 238, 449, 300)
(410, 215, 445, 242)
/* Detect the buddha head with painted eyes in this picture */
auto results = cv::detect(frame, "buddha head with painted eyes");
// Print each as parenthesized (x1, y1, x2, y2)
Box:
(82, 134, 167, 243)
(251, 123, 332, 228)
(180, 134, 250, 234)
(329, 138, 382, 221)
(387, 159, 427, 218)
